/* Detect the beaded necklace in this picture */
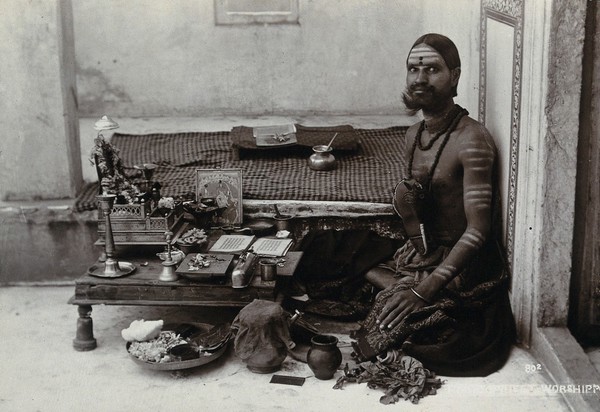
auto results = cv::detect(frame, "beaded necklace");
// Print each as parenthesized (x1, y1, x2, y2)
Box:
(417, 104, 462, 150)
(406, 105, 468, 186)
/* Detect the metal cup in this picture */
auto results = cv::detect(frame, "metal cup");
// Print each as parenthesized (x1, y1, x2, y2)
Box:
(273, 214, 293, 231)
(259, 259, 278, 281)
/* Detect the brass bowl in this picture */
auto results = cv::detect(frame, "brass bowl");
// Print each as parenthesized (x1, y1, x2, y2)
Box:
(156, 249, 185, 264)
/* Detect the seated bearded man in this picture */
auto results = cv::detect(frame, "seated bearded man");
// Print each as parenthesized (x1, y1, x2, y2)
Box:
(351, 33, 516, 377)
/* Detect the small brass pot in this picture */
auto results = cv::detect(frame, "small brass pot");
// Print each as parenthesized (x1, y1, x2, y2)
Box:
(308, 145, 336, 171)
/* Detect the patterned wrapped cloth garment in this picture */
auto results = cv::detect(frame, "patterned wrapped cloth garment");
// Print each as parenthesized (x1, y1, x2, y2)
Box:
(351, 238, 515, 377)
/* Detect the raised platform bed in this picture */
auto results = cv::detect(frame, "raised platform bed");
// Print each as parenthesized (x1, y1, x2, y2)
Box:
(0, 199, 400, 284)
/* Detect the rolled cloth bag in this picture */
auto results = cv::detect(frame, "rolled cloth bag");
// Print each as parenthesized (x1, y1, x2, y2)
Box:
(232, 299, 296, 373)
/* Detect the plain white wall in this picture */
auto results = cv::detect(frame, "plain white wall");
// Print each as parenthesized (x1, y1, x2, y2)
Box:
(421, 0, 481, 116)
(73, 0, 481, 117)
(0, 0, 81, 200)
(0, 0, 483, 198)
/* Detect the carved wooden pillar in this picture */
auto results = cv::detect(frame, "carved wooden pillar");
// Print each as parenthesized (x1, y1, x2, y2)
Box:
(73, 305, 97, 351)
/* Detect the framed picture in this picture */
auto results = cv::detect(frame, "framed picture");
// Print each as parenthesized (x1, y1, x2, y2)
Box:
(195, 168, 243, 226)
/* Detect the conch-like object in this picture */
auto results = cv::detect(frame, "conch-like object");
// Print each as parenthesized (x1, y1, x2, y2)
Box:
(94, 115, 119, 131)
(121, 319, 164, 342)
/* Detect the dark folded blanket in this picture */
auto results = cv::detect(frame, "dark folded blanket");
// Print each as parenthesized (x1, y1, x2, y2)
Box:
(230, 124, 360, 159)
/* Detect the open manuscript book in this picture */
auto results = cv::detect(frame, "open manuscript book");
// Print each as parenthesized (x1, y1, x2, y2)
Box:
(209, 235, 293, 257)
(252, 124, 297, 147)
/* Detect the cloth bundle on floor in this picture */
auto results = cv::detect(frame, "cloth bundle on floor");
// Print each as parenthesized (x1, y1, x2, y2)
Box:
(231, 299, 296, 373)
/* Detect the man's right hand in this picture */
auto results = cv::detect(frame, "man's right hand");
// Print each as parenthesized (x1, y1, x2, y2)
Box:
(376, 288, 426, 330)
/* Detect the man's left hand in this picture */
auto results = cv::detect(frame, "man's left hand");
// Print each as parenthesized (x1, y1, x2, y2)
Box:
(377, 289, 426, 330)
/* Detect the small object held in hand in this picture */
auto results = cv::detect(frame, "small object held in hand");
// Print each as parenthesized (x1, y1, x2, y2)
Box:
(270, 375, 306, 386)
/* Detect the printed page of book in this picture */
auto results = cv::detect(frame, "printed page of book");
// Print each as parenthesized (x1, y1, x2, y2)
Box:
(250, 237, 293, 257)
(209, 235, 256, 254)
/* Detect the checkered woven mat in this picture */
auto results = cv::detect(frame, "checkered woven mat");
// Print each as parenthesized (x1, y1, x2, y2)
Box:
(74, 127, 408, 212)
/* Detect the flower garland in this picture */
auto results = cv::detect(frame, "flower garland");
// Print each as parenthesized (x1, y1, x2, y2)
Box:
(89, 134, 139, 203)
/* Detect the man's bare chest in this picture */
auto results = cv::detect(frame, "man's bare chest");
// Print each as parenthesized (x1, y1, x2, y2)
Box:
(406, 134, 463, 187)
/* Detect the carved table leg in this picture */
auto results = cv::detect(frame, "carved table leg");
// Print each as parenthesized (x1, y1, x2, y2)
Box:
(73, 305, 97, 351)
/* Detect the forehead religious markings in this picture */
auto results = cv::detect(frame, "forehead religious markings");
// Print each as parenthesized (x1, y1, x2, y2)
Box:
(408, 45, 442, 66)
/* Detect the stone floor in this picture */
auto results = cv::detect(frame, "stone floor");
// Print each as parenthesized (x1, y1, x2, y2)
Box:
(0, 114, 582, 410)
(0, 115, 578, 411)
(584, 347, 600, 380)
(0, 286, 571, 412)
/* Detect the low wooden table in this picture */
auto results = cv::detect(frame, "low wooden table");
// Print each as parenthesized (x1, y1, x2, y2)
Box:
(69, 251, 303, 351)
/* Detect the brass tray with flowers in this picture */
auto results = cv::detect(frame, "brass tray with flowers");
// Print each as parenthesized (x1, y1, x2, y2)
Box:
(123, 320, 232, 371)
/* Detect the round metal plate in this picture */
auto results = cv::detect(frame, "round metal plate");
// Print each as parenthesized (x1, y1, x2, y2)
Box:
(87, 261, 136, 278)
(126, 323, 229, 371)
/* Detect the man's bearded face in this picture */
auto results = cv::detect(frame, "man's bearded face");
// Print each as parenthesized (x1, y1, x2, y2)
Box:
(403, 44, 458, 112)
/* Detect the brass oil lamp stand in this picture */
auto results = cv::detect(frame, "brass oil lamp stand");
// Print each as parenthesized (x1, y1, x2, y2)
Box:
(88, 194, 136, 278)
(159, 231, 178, 281)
